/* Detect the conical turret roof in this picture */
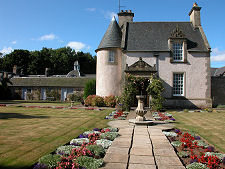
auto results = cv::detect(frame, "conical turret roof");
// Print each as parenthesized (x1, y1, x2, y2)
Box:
(97, 17, 122, 51)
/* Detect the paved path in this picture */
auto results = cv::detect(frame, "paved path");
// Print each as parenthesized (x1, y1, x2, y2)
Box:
(101, 111, 185, 169)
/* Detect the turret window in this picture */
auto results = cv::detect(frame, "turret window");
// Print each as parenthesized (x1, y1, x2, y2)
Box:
(108, 51, 115, 62)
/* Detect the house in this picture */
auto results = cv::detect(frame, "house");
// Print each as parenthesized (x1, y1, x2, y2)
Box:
(96, 3, 212, 108)
(8, 61, 95, 101)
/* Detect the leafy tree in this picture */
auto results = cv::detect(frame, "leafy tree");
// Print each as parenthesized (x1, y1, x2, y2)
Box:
(0, 47, 96, 75)
(0, 76, 12, 100)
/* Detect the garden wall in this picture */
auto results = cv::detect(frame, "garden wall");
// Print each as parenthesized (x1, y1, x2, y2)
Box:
(211, 76, 225, 107)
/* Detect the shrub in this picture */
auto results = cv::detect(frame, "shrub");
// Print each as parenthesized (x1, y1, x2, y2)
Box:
(86, 145, 105, 158)
(56, 145, 79, 156)
(146, 76, 164, 111)
(84, 95, 104, 107)
(84, 79, 96, 99)
(193, 140, 208, 148)
(103, 127, 118, 132)
(38, 154, 61, 168)
(186, 162, 209, 169)
(104, 95, 117, 107)
(162, 131, 177, 137)
(76, 156, 103, 169)
(100, 132, 119, 141)
(83, 130, 101, 137)
(84, 95, 94, 106)
(96, 139, 112, 149)
(68, 91, 84, 102)
(92, 95, 104, 107)
(204, 152, 225, 160)
(171, 141, 182, 147)
(177, 151, 189, 158)
(70, 138, 89, 146)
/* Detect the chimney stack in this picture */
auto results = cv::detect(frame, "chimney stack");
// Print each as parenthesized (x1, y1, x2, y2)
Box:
(45, 68, 49, 77)
(189, 2, 201, 28)
(118, 10, 134, 27)
(13, 65, 17, 75)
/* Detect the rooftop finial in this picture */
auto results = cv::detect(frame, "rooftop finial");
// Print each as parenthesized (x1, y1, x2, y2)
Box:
(112, 16, 116, 21)
(193, 2, 198, 7)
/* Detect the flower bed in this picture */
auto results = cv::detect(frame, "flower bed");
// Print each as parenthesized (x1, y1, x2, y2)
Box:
(105, 110, 129, 120)
(34, 127, 119, 169)
(164, 129, 225, 169)
(153, 112, 175, 122)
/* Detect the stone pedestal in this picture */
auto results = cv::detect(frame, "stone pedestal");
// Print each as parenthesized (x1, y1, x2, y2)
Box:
(129, 95, 153, 125)
(135, 95, 147, 121)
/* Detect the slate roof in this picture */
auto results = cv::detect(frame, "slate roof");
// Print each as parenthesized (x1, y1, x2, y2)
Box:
(212, 67, 225, 77)
(9, 77, 95, 87)
(66, 70, 80, 77)
(97, 18, 122, 51)
(124, 22, 208, 52)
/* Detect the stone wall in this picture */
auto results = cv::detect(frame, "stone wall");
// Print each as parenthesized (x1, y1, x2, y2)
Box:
(211, 76, 225, 107)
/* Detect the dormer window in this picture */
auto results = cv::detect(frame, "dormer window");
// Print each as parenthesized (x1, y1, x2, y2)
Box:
(108, 51, 115, 62)
(169, 26, 187, 63)
(173, 43, 183, 61)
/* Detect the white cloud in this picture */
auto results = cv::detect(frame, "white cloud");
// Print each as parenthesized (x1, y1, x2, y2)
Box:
(67, 41, 88, 51)
(211, 48, 225, 62)
(86, 8, 96, 12)
(11, 40, 17, 44)
(39, 33, 57, 41)
(0, 47, 13, 55)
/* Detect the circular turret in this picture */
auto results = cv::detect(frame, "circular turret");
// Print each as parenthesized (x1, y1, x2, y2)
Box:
(95, 17, 123, 96)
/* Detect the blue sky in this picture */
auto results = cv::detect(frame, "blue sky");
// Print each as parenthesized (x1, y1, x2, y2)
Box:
(0, 0, 225, 68)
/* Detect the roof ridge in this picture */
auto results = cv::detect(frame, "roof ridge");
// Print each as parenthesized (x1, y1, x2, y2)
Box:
(132, 21, 191, 23)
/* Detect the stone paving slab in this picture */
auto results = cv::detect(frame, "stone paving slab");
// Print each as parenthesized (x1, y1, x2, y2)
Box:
(128, 164, 157, 169)
(130, 147, 153, 156)
(106, 147, 129, 155)
(157, 165, 186, 169)
(110, 140, 131, 148)
(129, 155, 155, 165)
(154, 149, 178, 157)
(151, 138, 170, 144)
(100, 163, 127, 169)
(104, 153, 128, 163)
(153, 142, 174, 149)
(150, 135, 168, 140)
(155, 156, 183, 166)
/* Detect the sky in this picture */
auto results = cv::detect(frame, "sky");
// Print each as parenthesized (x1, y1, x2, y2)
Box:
(0, 0, 225, 68)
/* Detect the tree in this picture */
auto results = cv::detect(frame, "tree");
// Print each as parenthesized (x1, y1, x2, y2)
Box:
(0, 76, 12, 100)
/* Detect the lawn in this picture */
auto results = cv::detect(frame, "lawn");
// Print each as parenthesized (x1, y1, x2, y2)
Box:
(0, 100, 80, 107)
(171, 110, 225, 153)
(0, 106, 112, 169)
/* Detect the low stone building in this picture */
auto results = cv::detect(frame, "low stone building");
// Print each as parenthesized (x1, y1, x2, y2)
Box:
(8, 61, 95, 101)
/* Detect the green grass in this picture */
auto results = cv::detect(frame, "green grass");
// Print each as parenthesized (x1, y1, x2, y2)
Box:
(0, 105, 112, 169)
(171, 110, 225, 153)
(0, 100, 80, 107)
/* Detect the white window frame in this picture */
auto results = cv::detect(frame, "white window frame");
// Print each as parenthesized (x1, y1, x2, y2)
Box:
(173, 73, 184, 96)
(108, 51, 115, 62)
(173, 43, 184, 62)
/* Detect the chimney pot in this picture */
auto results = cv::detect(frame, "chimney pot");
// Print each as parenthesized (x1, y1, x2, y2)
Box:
(125, 10, 128, 12)
(13, 65, 17, 75)
(121, 10, 124, 12)
(128, 10, 132, 13)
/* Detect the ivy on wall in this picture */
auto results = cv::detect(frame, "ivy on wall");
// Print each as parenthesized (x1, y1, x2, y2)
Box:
(120, 74, 164, 111)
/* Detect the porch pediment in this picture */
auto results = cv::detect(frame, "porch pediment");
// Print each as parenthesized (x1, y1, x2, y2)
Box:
(125, 57, 157, 76)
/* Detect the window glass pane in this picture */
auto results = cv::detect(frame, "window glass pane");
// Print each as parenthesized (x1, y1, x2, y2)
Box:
(108, 51, 115, 62)
(173, 43, 183, 61)
(173, 73, 184, 96)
